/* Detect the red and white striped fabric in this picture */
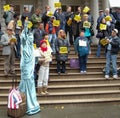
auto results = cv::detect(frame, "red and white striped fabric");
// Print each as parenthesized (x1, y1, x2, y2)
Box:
(8, 88, 22, 109)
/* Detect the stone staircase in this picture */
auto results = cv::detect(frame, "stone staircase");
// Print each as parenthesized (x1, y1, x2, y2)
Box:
(0, 46, 120, 107)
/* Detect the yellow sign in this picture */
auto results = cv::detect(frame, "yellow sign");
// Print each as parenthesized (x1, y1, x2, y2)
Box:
(47, 11, 53, 17)
(105, 16, 112, 21)
(54, 2, 61, 8)
(17, 20, 22, 27)
(74, 15, 81, 22)
(100, 38, 108, 46)
(33, 44, 36, 49)
(53, 20, 60, 27)
(10, 38, 17, 43)
(60, 47, 68, 54)
(28, 21, 33, 29)
(83, 21, 91, 28)
(100, 23, 107, 30)
(83, 6, 90, 13)
(67, 19, 72, 26)
(3, 4, 10, 11)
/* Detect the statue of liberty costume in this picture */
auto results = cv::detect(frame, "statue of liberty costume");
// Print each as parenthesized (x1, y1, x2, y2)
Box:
(19, 21, 40, 115)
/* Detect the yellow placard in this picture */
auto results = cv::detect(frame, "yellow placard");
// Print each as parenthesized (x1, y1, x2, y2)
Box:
(83, 6, 90, 13)
(54, 2, 61, 8)
(100, 23, 107, 30)
(3, 4, 10, 11)
(47, 11, 53, 17)
(33, 44, 36, 49)
(105, 16, 112, 21)
(67, 19, 72, 26)
(10, 38, 16, 43)
(100, 38, 108, 46)
(74, 15, 81, 22)
(53, 20, 60, 27)
(60, 47, 68, 54)
(83, 21, 91, 28)
(28, 21, 33, 29)
(17, 20, 22, 27)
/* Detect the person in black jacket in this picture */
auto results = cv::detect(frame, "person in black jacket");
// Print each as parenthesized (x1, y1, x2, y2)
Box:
(112, 8, 120, 37)
(105, 29, 120, 79)
(42, 5, 51, 28)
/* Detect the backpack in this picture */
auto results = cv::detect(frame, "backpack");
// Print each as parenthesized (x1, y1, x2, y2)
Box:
(3, 12, 8, 19)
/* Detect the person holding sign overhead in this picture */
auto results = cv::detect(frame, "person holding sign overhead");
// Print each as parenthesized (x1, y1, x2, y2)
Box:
(55, 30, 70, 74)
(3, 4, 15, 26)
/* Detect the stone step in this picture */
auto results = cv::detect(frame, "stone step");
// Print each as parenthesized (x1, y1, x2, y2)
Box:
(1, 83, 120, 93)
(0, 90, 120, 102)
(1, 98, 120, 106)
(0, 77, 120, 87)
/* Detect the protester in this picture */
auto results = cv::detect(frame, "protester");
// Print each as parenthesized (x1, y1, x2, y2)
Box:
(54, 7, 66, 31)
(105, 29, 120, 79)
(74, 30, 90, 74)
(112, 8, 120, 37)
(37, 40, 52, 95)
(65, 6, 74, 45)
(55, 30, 70, 74)
(96, 17, 109, 57)
(31, 8, 41, 29)
(42, 5, 51, 28)
(1, 27, 16, 76)
(3, 4, 15, 26)
(21, 7, 31, 27)
(34, 22, 46, 48)
(45, 16, 57, 53)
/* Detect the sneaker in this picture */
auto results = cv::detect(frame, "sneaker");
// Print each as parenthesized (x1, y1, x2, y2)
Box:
(80, 71, 84, 74)
(113, 75, 118, 79)
(105, 75, 109, 79)
(83, 71, 87, 74)
(57, 72, 61, 75)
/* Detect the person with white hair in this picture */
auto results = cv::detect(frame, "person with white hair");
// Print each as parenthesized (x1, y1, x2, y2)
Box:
(104, 8, 116, 35)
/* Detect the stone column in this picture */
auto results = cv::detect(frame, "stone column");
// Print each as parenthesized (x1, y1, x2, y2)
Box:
(48, 0, 59, 12)
(90, 0, 99, 44)
(102, 0, 110, 11)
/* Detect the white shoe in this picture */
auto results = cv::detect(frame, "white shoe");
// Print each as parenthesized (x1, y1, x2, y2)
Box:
(83, 71, 87, 74)
(105, 75, 109, 79)
(80, 71, 84, 74)
(113, 75, 118, 79)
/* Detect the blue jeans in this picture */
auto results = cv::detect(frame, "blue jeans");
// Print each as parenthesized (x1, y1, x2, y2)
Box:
(105, 51, 117, 75)
(48, 34, 56, 53)
(57, 61, 66, 73)
(78, 55, 88, 71)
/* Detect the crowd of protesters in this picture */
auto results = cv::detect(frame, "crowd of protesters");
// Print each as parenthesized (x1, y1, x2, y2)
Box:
(0, 4, 120, 94)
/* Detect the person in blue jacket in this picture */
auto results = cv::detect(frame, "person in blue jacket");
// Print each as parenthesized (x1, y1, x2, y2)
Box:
(74, 30, 90, 74)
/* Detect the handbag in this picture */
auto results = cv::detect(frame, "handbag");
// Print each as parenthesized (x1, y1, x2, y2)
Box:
(96, 31, 104, 38)
(70, 58, 79, 69)
(7, 75, 26, 118)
